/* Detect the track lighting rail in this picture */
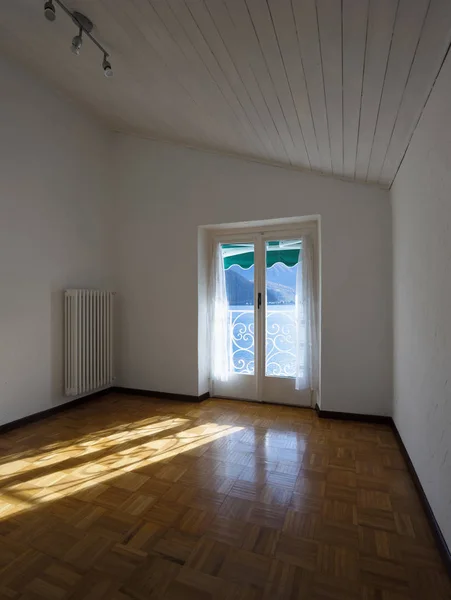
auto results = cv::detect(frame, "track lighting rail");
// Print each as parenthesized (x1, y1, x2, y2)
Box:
(44, 0, 113, 77)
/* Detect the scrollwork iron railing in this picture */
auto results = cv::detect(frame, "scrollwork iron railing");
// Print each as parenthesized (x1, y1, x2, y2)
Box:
(229, 309, 255, 375)
(265, 309, 296, 377)
(229, 307, 303, 377)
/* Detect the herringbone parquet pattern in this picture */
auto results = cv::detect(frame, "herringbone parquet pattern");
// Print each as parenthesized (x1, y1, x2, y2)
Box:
(0, 394, 449, 599)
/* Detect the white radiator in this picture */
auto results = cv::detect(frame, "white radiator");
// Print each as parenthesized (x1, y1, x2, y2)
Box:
(64, 289, 114, 396)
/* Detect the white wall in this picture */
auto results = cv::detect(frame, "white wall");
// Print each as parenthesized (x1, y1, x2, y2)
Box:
(391, 53, 451, 549)
(0, 52, 114, 425)
(114, 135, 392, 415)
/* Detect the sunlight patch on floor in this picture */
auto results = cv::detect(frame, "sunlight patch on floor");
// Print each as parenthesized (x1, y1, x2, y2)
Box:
(0, 416, 190, 472)
(0, 422, 244, 520)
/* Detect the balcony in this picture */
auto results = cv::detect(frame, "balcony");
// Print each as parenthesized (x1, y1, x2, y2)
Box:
(229, 306, 303, 378)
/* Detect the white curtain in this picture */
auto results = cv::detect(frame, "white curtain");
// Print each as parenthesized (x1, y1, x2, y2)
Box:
(295, 235, 319, 392)
(209, 242, 230, 382)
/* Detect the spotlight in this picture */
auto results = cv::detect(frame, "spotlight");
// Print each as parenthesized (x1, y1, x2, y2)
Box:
(71, 28, 83, 55)
(102, 55, 113, 78)
(44, 0, 56, 22)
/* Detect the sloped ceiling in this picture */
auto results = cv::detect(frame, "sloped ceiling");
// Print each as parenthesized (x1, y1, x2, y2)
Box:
(2, 0, 451, 187)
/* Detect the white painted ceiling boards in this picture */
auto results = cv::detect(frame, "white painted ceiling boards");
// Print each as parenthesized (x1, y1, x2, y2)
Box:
(1, 0, 451, 187)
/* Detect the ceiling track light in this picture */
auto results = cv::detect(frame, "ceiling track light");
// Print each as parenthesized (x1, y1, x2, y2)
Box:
(44, 0, 113, 77)
(71, 27, 83, 55)
(102, 55, 113, 78)
(44, 0, 56, 22)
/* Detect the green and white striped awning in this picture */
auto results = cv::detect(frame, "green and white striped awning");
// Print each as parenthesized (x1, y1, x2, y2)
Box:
(222, 240, 301, 269)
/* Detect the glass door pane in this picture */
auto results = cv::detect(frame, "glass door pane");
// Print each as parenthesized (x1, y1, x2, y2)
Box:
(265, 240, 300, 378)
(222, 243, 255, 376)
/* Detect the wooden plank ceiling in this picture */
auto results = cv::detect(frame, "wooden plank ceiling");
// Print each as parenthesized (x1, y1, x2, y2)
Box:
(1, 0, 451, 187)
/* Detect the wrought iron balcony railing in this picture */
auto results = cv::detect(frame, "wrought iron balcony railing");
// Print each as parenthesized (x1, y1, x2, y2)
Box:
(229, 307, 304, 378)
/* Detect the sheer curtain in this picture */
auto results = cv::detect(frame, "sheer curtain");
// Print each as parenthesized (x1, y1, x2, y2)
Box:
(209, 242, 230, 382)
(295, 235, 319, 392)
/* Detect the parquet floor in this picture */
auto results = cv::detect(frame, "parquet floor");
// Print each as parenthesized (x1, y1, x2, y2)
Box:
(0, 394, 449, 599)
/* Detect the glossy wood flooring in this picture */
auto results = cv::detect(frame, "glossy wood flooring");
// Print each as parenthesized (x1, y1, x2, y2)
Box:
(0, 394, 449, 599)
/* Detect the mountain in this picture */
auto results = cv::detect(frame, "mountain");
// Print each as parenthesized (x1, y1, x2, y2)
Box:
(234, 265, 254, 282)
(266, 263, 297, 287)
(225, 268, 295, 306)
(266, 280, 295, 304)
(229, 263, 297, 288)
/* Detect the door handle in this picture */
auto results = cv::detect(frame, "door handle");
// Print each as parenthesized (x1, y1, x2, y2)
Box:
(257, 292, 262, 309)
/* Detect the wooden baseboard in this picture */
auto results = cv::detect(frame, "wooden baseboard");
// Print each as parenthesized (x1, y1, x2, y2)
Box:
(315, 403, 392, 425)
(112, 387, 209, 403)
(0, 387, 112, 435)
(391, 419, 451, 578)
(0, 387, 208, 435)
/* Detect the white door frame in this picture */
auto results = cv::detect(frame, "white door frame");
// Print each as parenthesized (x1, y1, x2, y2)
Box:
(209, 221, 319, 407)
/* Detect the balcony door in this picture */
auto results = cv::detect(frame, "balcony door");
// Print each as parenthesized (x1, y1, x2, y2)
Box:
(213, 237, 258, 402)
(212, 229, 315, 407)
